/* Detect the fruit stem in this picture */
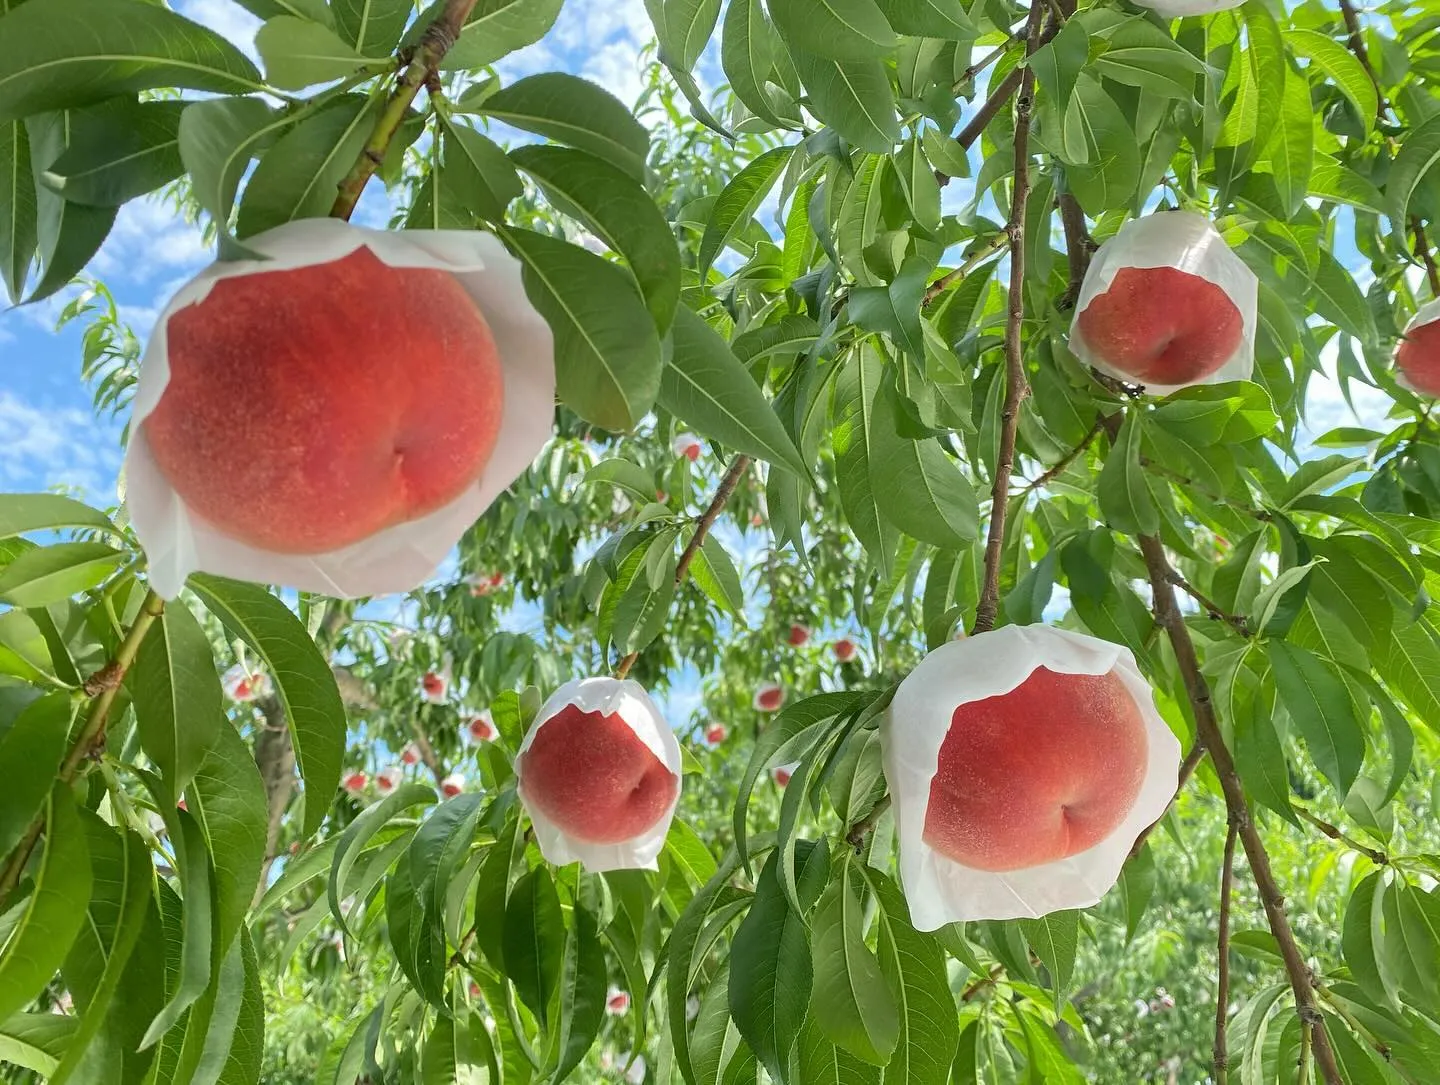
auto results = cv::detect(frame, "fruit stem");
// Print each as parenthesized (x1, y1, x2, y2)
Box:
(330, 0, 480, 221)
(614, 455, 751, 680)
(0, 589, 165, 907)
(1213, 820, 1237, 1085)
(971, 3, 1047, 637)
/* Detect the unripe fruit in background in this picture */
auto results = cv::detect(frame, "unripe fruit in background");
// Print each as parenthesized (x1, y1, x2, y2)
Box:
(1069, 212, 1256, 394)
(1395, 300, 1440, 398)
(881, 625, 1180, 927)
(753, 683, 785, 712)
(517, 677, 682, 871)
(125, 219, 554, 598)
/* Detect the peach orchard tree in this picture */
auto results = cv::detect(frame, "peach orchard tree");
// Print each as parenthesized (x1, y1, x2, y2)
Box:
(1, 0, 1440, 1082)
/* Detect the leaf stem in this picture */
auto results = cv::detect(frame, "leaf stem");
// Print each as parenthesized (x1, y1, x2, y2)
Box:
(1167, 571, 1251, 636)
(1214, 820, 1237, 1085)
(0, 589, 165, 907)
(614, 455, 751, 680)
(1293, 806, 1388, 866)
(329, 0, 479, 220)
(971, 3, 1045, 636)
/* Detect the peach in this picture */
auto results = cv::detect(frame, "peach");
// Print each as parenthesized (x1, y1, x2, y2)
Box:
(1396, 316, 1440, 397)
(222, 663, 270, 702)
(142, 247, 504, 554)
(923, 666, 1148, 872)
(400, 742, 421, 766)
(673, 433, 702, 461)
(375, 765, 402, 795)
(703, 723, 727, 746)
(420, 673, 446, 703)
(519, 705, 678, 844)
(342, 771, 367, 795)
(605, 986, 630, 1015)
(772, 762, 797, 787)
(465, 713, 497, 743)
(754, 683, 785, 712)
(833, 638, 857, 662)
(1076, 266, 1243, 386)
(440, 773, 465, 798)
(786, 624, 810, 647)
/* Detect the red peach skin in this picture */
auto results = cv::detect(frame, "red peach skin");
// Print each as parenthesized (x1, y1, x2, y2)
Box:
(1397, 319, 1440, 397)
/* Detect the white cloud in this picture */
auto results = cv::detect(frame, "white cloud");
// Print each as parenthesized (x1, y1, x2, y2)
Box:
(174, 0, 262, 58)
(92, 199, 210, 287)
(0, 392, 122, 500)
(498, 0, 655, 106)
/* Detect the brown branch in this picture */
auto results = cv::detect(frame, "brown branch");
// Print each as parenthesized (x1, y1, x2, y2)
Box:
(410, 716, 447, 789)
(1215, 821, 1238, 1085)
(329, 0, 479, 220)
(1294, 806, 1388, 866)
(960, 963, 1004, 1002)
(1017, 417, 1103, 496)
(1134, 528, 1343, 1085)
(846, 794, 892, 851)
(971, 4, 1045, 636)
(1127, 741, 1206, 861)
(0, 590, 165, 907)
(1338, 0, 1389, 124)
(614, 455, 751, 680)
(1412, 218, 1440, 298)
(1167, 572, 1251, 636)
(1058, 191, 1095, 310)
(950, 67, 1022, 163)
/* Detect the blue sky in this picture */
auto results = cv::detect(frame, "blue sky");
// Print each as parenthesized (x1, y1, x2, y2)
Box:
(0, 0, 1402, 631)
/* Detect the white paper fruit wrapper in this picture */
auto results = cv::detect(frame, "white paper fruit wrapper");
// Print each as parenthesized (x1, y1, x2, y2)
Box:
(125, 217, 556, 599)
(516, 677, 682, 872)
(1068, 210, 1257, 396)
(1132, 0, 1245, 16)
(880, 624, 1181, 929)
(1394, 298, 1440, 396)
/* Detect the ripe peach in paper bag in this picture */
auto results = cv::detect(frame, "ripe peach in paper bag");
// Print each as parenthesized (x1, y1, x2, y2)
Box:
(516, 677, 682, 871)
(1395, 300, 1440, 398)
(125, 218, 555, 598)
(880, 624, 1180, 928)
(1069, 211, 1256, 393)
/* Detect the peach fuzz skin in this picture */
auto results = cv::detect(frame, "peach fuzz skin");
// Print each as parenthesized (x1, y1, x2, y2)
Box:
(1397, 319, 1440, 397)
(521, 705, 677, 844)
(1077, 265, 1243, 386)
(143, 247, 504, 553)
(924, 667, 1148, 872)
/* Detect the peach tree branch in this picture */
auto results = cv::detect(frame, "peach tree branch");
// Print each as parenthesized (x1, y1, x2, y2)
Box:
(1126, 741, 1205, 861)
(330, 0, 480, 220)
(1412, 218, 1440, 298)
(1294, 806, 1388, 866)
(1214, 820, 1238, 1085)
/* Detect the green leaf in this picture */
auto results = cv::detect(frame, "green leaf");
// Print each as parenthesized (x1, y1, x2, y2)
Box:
(0, 1013, 75, 1077)
(1098, 413, 1158, 536)
(0, 694, 70, 861)
(768, 0, 896, 61)
(833, 347, 897, 574)
(809, 866, 899, 1064)
(1020, 910, 1078, 1006)
(1091, 18, 1207, 100)
(1375, 620, 1440, 738)
(1118, 846, 1157, 943)
(328, 782, 436, 937)
(1311, 246, 1378, 346)
(582, 458, 656, 501)
(510, 143, 680, 332)
(39, 99, 184, 207)
(850, 254, 928, 357)
(128, 603, 222, 799)
(0, 541, 120, 607)
(236, 95, 374, 238)
(729, 841, 830, 1081)
(1032, 20, 1090, 119)
(0, 0, 261, 124)
(0, 119, 35, 303)
(330, 0, 411, 55)
(255, 16, 379, 91)
(647, 0, 723, 72)
(0, 494, 114, 539)
(190, 575, 347, 840)
(1267, 641, 1365, 795)
(1062, 75, 1140, 212)
(23, 111, 116, 304)
(870, 382, 978, 547)
(875, 0, 971, 37)
(722, 0, 786, 128)
(437, 0, 566, 71)
(188, 722, 267, 956)
(51, 814, 150, 1085)
(1307, 155, 1386, 214)
(497, 225, 662, 432)
(791, 50, 899, 153)
(423, 1005, 498, 1084)
(690, 535, 746, 618)
(504, 867, 565, 1029)
(480, 73, 649, 180)
(1285, 28, 1376, 136)
(217, 928, 264, 1085)
(0, 785, 91, 1021)
(178, 97, 285, 242)
(550, 904, 607, 1081)
(1266, 63, 1313, 218)
(1388, 113, 1440, 227)
(699, 145, 792, 278)
(396, 793, 482, 1008)
(659, 307, 809, 477)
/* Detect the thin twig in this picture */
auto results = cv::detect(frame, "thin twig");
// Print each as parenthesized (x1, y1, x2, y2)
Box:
(1057, 191, 1096, 310)
(1168, 572, 1251, 636)
(951, 40, 1013, 92)
(845, 794, 892, 852)
(1127, 741, 1206, 861)
(1338, 0, 1390, 124)
(1298, 1020, 1313, 1085)
(923, 234, 1008, 304)
(410, 717, 448, 789)
(950, 67, 1023, 160)
(1215, 821, 1238, 1085)
(330, 0, 479, 220)
(1313, 979, 1420, 1084)
(1412, 218, 1440, 298)
(1294, 806, 1388, 866)
(0, 590, 165, 906)
(614, 455, 751, 680)
(971, 4, 1045, 636)
(1016, 418, 1103, 496)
